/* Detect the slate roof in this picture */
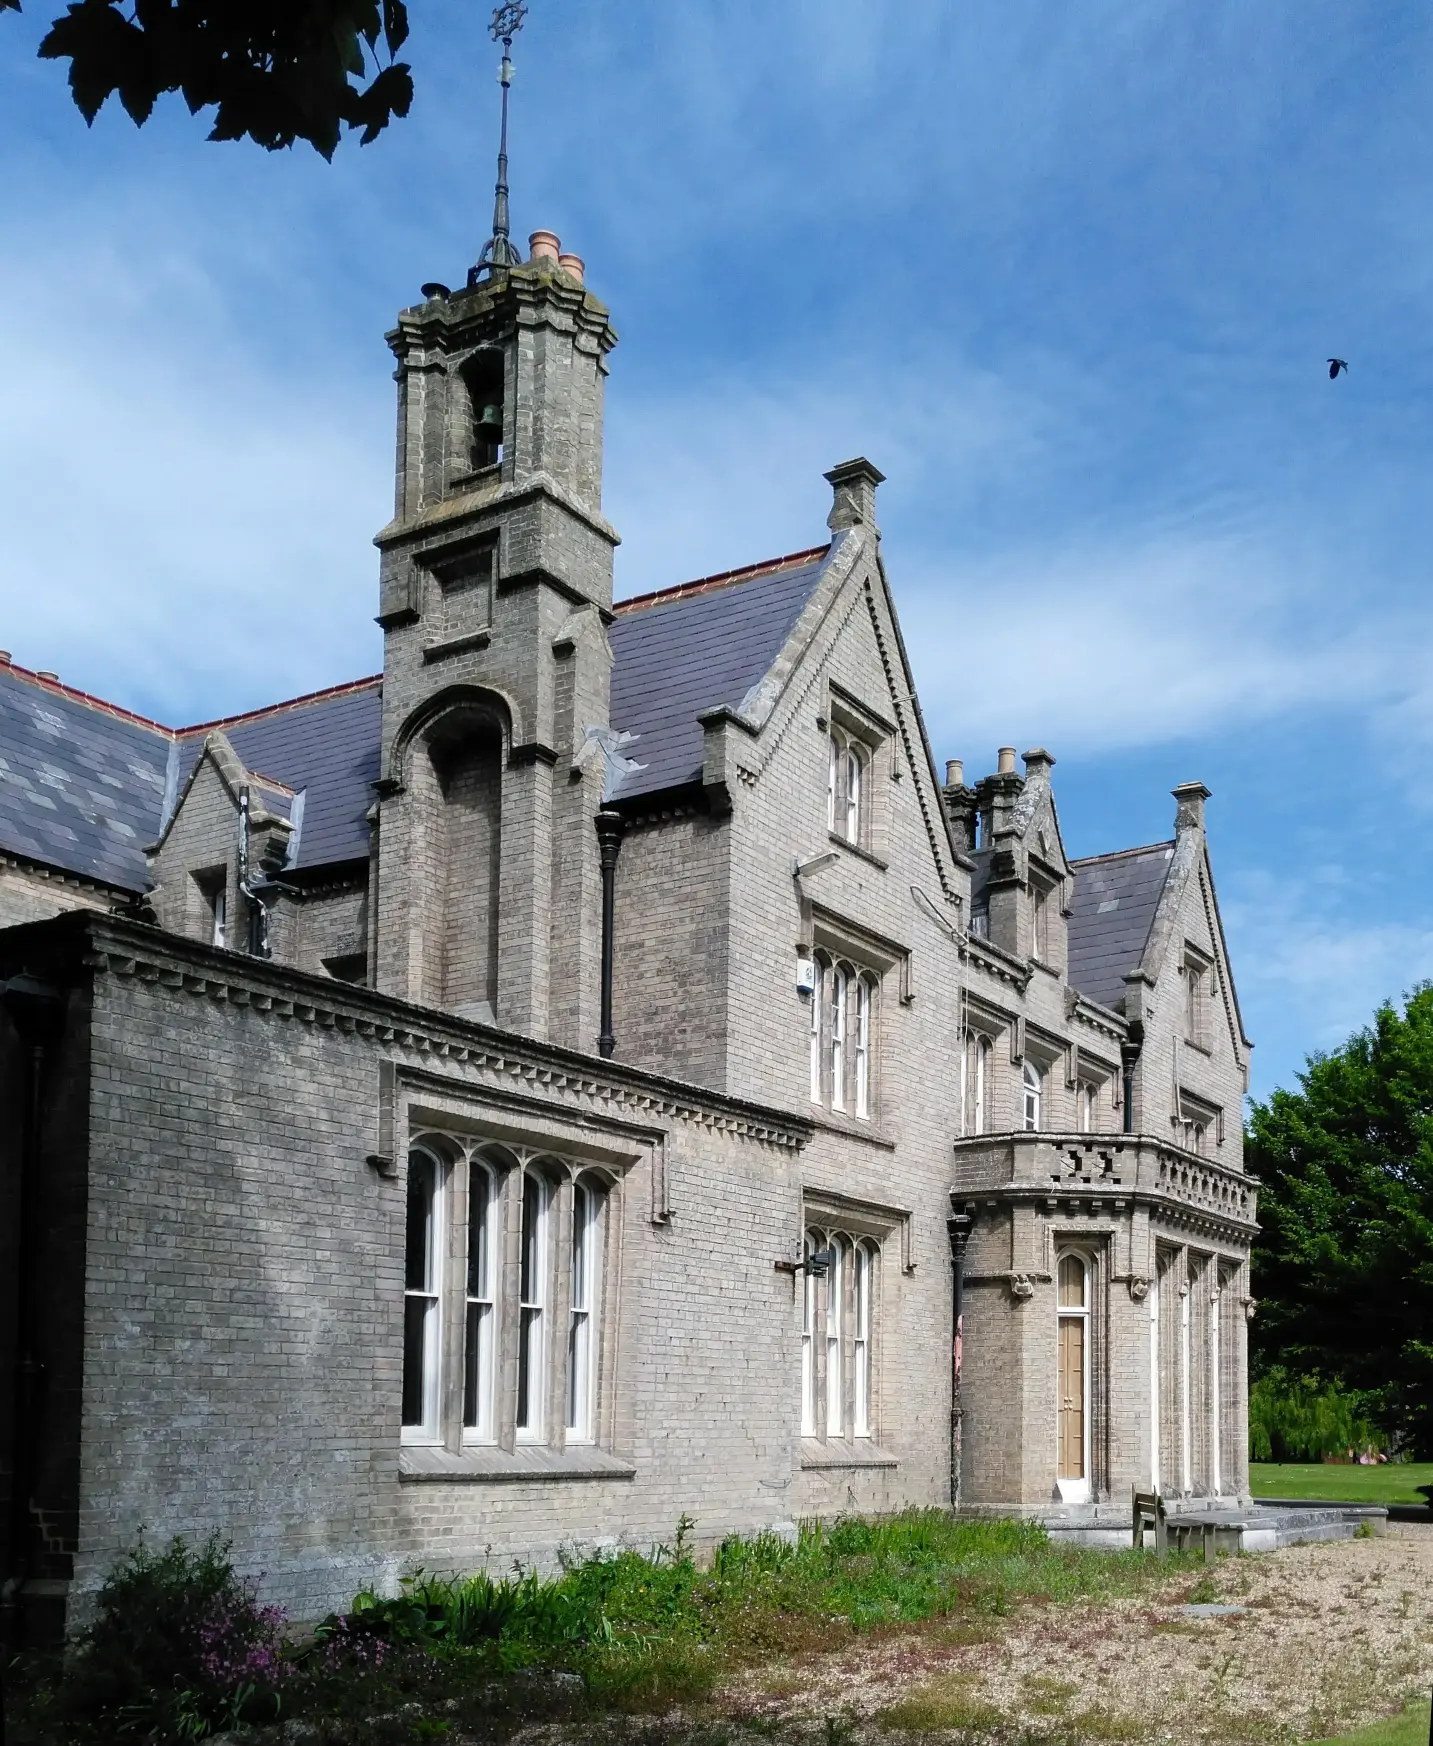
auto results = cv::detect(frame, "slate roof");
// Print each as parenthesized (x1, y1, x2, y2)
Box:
(608, 545, 832, 800)
(175, 680, 382, 872)
(0, 664, 382, 893)
(0, 665, 169, 890)
(1066, 841, 1175, 1012)
(0, 542, 832, 894)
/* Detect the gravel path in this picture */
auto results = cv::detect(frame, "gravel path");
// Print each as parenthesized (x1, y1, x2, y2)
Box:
(711, 1525, 1433, 1746)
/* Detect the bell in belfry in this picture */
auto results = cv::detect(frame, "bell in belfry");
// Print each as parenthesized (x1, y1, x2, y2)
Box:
(475, 402, 503, 445)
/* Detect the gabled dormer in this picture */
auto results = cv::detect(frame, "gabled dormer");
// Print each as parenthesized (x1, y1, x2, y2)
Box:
(146, 731, 299, 955)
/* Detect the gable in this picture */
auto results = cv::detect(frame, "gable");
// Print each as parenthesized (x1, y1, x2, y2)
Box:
(175, 682, 381, 871)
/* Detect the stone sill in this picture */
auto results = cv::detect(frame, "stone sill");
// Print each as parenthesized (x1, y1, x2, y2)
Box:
(399, 1445, 637, 1483)
(800, 1438, 899, 1471)
(827, 832, 889, 873)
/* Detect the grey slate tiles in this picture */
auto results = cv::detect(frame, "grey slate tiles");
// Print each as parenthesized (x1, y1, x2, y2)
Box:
(1067, 841, 1175, 1013)
(176, 682, 381, 872)
(608, 552, 830, 801)
(0, 668, 168, 891)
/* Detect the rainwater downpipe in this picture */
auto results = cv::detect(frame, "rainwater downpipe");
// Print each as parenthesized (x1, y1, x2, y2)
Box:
(1, 972, 63, 1661)
(1121, 1022, 1144, 1135)
(594, 810, 625, 1059)
(946, 1207, 973, 1510)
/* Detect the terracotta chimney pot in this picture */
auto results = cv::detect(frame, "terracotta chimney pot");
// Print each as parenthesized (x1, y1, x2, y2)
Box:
(557, 252, 585, 284)
(997, 747, 1017, 775)
(528, 230, 561, 262)
(945, 759, 964, 788)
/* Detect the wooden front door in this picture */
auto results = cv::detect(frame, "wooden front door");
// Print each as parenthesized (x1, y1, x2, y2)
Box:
(1058, 1314, 1086, 1478)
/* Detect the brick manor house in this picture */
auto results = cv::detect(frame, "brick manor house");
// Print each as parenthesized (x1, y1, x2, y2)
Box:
(0, 230, 1255, 1638)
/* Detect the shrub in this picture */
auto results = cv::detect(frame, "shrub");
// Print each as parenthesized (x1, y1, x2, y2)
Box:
(1249, 1367, 1385, 1461)
(55, 1535, 286, 1742)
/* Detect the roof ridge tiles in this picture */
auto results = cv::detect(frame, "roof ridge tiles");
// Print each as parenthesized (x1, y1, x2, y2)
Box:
(0, 659, 175, 736)
(176, 674, 383, 736)
(613, 544, 831, 616)
(0, 659, 384, 743)
(1070, 839, 1175, 867)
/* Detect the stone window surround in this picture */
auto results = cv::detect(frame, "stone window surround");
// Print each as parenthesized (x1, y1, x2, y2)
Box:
(820, 683, 893, 859)
(390, 1080, 667, 1484)
(400, 1129, 619, 1468)
(797, 1186, 908, 1472)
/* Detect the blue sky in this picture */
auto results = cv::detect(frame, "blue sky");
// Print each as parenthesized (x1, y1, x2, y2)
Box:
(3, 0, 1432, 1103)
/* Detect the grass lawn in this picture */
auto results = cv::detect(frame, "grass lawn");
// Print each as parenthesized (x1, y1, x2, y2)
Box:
(1250, 1461, 1433, 1506)
(1309, 1697, 1432, 1746)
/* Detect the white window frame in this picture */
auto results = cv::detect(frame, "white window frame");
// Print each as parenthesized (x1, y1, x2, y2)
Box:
(402, 1144, 447, 1444)
(971, 1034, 990, 1135)
(462, 1153, 498, 1442)
(809, 956, 825, 1104)
(1076, 1079, 1096, 1134)
(516, 1166, 550, 1443)
(810, 950, 880, 1121)
(826, 726, 871, 849)
(565, 1175, 602, 1442)
(1022, 1058, 1043, 1132)
(853, 1242, 872, 1437)
(824, 1238, 844, 1435)
(830, 968, 848, 1113)
(1055, 1249, 1092, 1503)
(800, 1233, 817, 1435)
(801, 1226, 882, 1443)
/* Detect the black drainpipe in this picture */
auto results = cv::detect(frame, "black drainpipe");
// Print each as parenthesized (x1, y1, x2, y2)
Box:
(1, 972, 63, 1666)
(946, 1205, 974, 1510)
(594, 810, 625, 1060)
(1121, 1021, 1144, 1135)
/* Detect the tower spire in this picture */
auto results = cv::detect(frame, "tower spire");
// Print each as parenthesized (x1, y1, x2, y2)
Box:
(472, 2, 529, 282)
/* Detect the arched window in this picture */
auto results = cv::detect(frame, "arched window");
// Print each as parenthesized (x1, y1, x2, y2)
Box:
(809, 953, 879, 1118)
(1056, 1252, 1091, 1500)
(516, 1168, 550, 1441)
(402, 1144, 446, 1439)
(825, 1238, 845, 1436)
(809, 956, 825, 1104)
(853, 1242, 873, 1437)
(566, 1175, 604, 1440)
(970, 1035, 991, 1135)
(827, 728, 870, 847)
(831, 968, 848, 1113)
(1022, 1059, 1043, 1132)
(800, 1227, 881, 1443)
(853, 977, 872, 1117)
(1075, 1080, 1096, 1134)
(800, 1232, 818, 1436)
(463, 1153, 498, 1439)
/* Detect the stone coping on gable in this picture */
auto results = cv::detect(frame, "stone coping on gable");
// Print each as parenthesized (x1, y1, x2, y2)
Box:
(0, 910, 816, 1155)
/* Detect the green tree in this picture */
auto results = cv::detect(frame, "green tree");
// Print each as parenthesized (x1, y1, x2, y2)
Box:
(1, 0, 413, 156)
(1249, 984, 1433, 1457)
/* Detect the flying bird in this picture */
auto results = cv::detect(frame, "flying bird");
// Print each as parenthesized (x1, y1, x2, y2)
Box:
(1328, 358, 1348, 379)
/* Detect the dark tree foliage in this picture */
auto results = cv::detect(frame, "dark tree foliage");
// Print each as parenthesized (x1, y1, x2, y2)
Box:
(1, 0, 413, 156)
(1249, 984, 1433, 1457)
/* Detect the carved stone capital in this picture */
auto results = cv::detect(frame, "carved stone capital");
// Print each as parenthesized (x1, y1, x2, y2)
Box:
(1127, 1274, 1151, 1302)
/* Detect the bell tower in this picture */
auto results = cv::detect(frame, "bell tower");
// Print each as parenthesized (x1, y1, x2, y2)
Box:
(369, 13, 620, 1049)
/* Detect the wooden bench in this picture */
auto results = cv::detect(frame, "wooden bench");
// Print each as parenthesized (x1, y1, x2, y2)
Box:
(1133, 1488, 1167, 1553)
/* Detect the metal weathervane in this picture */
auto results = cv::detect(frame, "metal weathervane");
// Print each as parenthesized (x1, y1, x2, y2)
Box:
(474, 1, 529, 277)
